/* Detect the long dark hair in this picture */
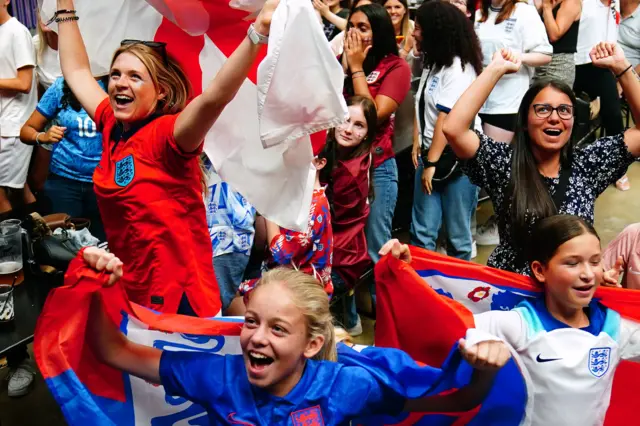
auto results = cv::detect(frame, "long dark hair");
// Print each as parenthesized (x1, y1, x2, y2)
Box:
(415, 1, 483, 76)
(61, 76, 109, 112)
(526, 215, 599, 267)
(344, 4, 399, 96)
(478, 0, 525, 24)
(320, 96, 378, 203)
(509, 79, 578, 248)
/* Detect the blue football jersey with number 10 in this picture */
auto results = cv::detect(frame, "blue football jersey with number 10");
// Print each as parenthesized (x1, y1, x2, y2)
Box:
(36, 77, 105, 183)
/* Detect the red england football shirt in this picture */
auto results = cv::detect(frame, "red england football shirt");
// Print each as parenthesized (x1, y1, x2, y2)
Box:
(93, 98, 221, 316)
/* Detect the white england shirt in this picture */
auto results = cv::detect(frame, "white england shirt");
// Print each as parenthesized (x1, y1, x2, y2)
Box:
(415, 57, 482, 149)
(474, 3, 552, 114)
(575, 0, 618, 65)
(474, 299, 640, 426)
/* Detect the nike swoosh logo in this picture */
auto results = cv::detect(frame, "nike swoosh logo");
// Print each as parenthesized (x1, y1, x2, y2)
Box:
(628, 267, 640, 275)
(227, 413, 256, 426)
(536, 354, 562, 363)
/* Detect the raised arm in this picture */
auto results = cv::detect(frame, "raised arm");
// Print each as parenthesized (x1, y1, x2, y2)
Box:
(82, 247, 162, 384)
(0, 67, 34, 94)
(172, 0, 279, 153)
(591, 42, 640, 156)
(442, 49, 521, 160)
(541, 0, 581, 43)
(404, 339, 511, 413)
(54, 0, 108, 120)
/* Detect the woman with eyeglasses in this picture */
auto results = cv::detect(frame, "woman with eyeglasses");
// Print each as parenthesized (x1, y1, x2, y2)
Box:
(52, 0, 279, 317)
(442, 43, 640, 275)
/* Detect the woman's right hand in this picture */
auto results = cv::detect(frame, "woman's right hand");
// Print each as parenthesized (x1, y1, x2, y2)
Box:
(43, 126, 67, 144)
(83, 247, 123, 286)
(490, 48, 522, 75)
(411, 137, 421, 169)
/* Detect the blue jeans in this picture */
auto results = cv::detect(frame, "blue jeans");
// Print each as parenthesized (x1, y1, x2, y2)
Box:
(366, 158, 398, 263)
(44, 173, 106, 241)
(331, 271, 358, 329)
(410, 160, 478, 260)
(214, 252, 250, 311)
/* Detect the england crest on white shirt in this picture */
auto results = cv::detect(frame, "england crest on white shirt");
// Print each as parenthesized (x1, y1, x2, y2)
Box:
(588, 347, 611, 378)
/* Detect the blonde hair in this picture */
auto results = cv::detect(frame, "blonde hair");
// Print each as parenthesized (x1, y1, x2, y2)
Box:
(253, 268, 341, 362)
(35, 9, 47, 64)
(110, 43, 191, 115)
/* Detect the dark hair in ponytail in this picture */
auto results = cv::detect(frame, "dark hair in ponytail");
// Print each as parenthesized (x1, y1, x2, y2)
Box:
(526, 215, 600, 267)
(61, 76, 109, 112)
(509, 79, 577, 249)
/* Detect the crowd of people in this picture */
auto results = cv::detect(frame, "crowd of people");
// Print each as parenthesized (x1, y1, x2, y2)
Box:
(1, 0, 640, 423)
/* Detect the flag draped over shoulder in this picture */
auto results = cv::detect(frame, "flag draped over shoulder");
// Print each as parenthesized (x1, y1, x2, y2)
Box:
(375, 246, 640, 426)
(38, 255, 527, 425)
(39, 0, 346, 232)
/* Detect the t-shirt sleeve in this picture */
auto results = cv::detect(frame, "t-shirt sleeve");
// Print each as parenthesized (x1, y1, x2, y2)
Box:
(159, 350, 225, 406)
(36, 77, 64, 120)
(462, 130, 512, 194)
(147, 114, 204, 163)
(13, 26, 36, 70)
(435, 61, 476, 113)
(619, 318, 640, 362)
(378, 60, 411, 105)
(574, 133, 636, 196)
(520, 5, 553, 55)
(473, 310, 526, 350)
(94, 96, 115, 133)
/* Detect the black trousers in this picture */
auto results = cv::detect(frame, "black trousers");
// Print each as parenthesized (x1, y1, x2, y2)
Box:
(574, 63, 624, 136)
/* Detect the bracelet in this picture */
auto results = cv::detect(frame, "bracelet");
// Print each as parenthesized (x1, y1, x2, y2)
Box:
(35, 132, 44, 146)
(55, 16, 79, 23)
(45, 9, 77, 26)
(616, 64, 633, 79)
(351, 71, 365, 78)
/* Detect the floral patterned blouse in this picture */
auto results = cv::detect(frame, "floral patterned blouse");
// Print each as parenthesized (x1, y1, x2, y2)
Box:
(463, 131, 637, 275)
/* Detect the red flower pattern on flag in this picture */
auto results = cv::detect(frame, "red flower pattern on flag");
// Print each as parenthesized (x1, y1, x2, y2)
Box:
(467, 286, 491, 303)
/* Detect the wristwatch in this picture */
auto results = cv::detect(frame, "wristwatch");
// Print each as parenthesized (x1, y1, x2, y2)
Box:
(247, 24, 269, 45)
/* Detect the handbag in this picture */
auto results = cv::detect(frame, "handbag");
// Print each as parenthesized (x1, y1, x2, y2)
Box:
(22, 213, 79, 283)
(417, 70, 463, 183)
(420, 145, 462, 182)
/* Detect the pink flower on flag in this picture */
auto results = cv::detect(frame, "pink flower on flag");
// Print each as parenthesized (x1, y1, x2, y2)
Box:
(467, 286, 491, 303)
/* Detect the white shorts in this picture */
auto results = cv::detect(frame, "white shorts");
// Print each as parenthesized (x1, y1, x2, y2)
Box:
(0, 137, 33, 188)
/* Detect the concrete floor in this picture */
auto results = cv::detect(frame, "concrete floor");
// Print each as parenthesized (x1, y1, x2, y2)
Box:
(1, 162, 638, 426)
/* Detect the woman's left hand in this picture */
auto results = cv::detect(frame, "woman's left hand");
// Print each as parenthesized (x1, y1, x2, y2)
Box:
(602, 256, 624, 288)
(590, 42, 629, 74)
(345, 28, 371, 71)
(255, 0, 280, 36)
(312, 0, 330, 17)
(459, 339, 511, 372)
(83, 247, 124, 287)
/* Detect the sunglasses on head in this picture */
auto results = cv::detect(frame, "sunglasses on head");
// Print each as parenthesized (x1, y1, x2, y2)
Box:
(120, 39, 168, 65)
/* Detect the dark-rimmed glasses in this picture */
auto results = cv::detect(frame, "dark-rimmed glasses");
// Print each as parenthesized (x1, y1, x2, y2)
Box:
(532, 103, 574, 120)
(121, 39, 168, 65)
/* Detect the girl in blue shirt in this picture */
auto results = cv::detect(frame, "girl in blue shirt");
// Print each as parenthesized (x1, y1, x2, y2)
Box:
(80, 246, 510, 425)
(20, 76, 107, 241)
